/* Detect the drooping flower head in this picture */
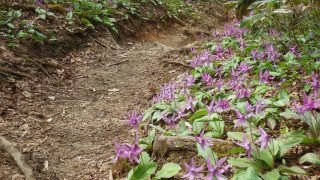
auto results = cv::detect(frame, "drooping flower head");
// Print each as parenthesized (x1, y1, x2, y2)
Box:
(182, 158, 204, 180)
(206, 99, 216, 118)
(206, 157, 230, 180)
(202, 73, 214, 86)
(234, 110, 247, 128)
(256, 127, 270, 149)
(195, 130, 212, 150)
(128, 111, 143, 129)
(235, 134, 252, 158)
(115, 141, 143, 163)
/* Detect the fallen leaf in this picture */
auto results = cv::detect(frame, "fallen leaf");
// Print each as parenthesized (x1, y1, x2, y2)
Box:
(108, 88, 120, 92)
(22, 91, 32, 98)
(48, 96, 55, 101)
(44, 160, 49, 170)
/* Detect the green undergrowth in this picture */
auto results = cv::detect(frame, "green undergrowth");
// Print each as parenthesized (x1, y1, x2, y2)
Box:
(0, 0, 193, 47)
(114, 1, 320, 179)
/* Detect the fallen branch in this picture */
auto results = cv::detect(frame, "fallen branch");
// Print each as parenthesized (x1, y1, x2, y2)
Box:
(161, 60, 192, 69)
(0, 136, 36, 180)
(107, 59, 129, 67)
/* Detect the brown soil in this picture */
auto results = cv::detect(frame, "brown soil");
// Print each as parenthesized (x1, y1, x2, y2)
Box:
(0, 3, 228, 179)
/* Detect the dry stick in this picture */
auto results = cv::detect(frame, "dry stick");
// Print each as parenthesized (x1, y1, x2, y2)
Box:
(90, 36, 109, 49)
(107, 59, 129, 67)
(161, 60, 192, 69)
(0, 136, 36, 180)
(0, 67, 32, 79)
(26, 58, 51, 77)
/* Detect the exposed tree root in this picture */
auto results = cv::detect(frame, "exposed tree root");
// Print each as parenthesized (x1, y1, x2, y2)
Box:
(161, 60, 192, 69)
(151, 135, 233, 160)
(0, 136, 36, 180)
(107, 59, 129, 67)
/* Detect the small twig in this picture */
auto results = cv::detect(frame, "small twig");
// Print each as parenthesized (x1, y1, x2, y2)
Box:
(90, 36, 109, 49)
(0, 67, 32, 79)
(0, 136, 36, 180)
(161, 60, 192, 69)
(107, 60, 129, 67)
(26, 58, 51, 77)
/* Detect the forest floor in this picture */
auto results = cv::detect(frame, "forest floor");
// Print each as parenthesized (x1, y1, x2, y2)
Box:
(0, 3, 229, 179)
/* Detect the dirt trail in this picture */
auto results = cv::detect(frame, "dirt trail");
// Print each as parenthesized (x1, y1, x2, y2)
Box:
(0, 25, 197, 179)
(0, 4, 228, 178)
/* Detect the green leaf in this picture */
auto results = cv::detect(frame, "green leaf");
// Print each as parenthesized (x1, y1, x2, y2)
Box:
(278, 165, 307, 175)
(16, 30, 28, 39)
(196, 144, 217, 163)
(227, 132, 243, 141)
(263, 169, 281, 180)
(188, 109, 208, 121)
(299, 153, 320, 165)
(129, 162, 157, 180)
(258, 149, 274, 168)
(139, 152, 151, 164)
(228, 158, 256, 169)
(273, 90, 290, 107)
(231, 167, 261, 180)
(155, 163, 181, 179)
(279, 109, 300, 120)
(81, 18, 94, 28)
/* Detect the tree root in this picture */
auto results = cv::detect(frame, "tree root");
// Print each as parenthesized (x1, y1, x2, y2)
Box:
(161, 60, 192, 69)
(0, 136, 36, 180)
(151, 135, 234, 160)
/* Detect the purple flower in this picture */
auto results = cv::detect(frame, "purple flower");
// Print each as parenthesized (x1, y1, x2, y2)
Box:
(238, 62, 251, 73)
(123, 142, 143, 163)
(215, 44, 224, 59)
(115, 143, 124, 161)
(206, 157, 230, 180)
(235, 134, 252, 158)
(202, 73, 214, 86)
(216, 98, 230, 112)
(290, 45, 301, 57)
(231, 68, 240, 77)
(255, 99, 266, 115)
(239, 39, 246, 51)
(185, 75, 196, 87)
(256, 127, 270, 149)
(206, 99, 216, 118)
(115, 141, 143, 163)
(215, 66, 223, 78)
(251, 49, 259, 61)
(215, 78, 224, 91)
(185, 97, 195, 112)
(35, 0, 44, 6)
(269, 28, 280, 38)
(153, 83, 177, 103)
(128, 111, 142, 129)
(162, 113, 180, 128)
(236, 86, 252, 98)
(195, 130, 212, 150)
(234, 110, 247, 128)
(265, 44, 280, 64)
(259, 70, 273, 84)
(182, 158, 204, 180)
(294, 92, 319, 114)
